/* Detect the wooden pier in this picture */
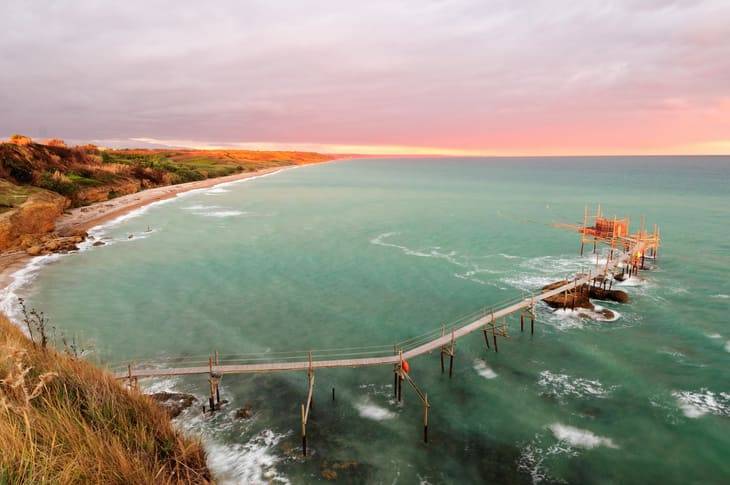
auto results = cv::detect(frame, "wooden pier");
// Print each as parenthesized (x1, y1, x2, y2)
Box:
(114, 207, 660, 454)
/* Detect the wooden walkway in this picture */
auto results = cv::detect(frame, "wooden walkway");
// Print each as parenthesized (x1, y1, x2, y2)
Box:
(116, 241, 645, 380)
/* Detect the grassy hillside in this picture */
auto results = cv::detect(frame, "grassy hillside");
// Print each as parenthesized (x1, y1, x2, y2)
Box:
(0, 313, 211, 484)
(0, 137, 337, 207)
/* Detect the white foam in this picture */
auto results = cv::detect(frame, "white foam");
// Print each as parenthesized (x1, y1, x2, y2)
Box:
(711, 294, 729, 299)
(672, 389, 730, 418)
(473, 359, 498, 379)
(200, 210, 245, 218)
(206, 430, 290, 484)
(726, 341, 730, 353)
(549, 423, 618, 449)
(370, 232, 502, 287)
(183, 204, 221, 211)
(206, 187, 230, 195)
(354, 399, 396, 421)
(0, 253, 64, 322)
(706, 333, 722, 339)
(538, 371, 613, 399)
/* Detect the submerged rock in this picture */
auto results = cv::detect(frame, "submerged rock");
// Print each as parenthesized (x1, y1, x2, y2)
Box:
(234, 404, 254, 420)
(92, 240, 105, 246)
(320, 460, 362, 481)
(149, 392, 196, 418)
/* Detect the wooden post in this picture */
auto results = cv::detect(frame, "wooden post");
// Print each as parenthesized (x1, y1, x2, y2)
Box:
(579, 241, 584, 256)
(301, 403, 307, 456)
(216, 380, 221, 405)
(520, 314, 524, 332)
(332, 387, 335, 402)
(483, 329, 490, 349)
(531, 314, 535, 335)
(127, 363, 132, 390)
(208, 378, 215, 414)
(448, 331, 455, 378)
(423, 394, 429, 444)
(440, 351, 445, 373)
(492, 327, 498, 353)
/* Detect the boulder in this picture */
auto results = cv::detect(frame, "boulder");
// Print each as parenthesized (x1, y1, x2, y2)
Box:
(149, 392, 197, 418)
(234, 404, 254, 420)
(26, 245, 43, 256)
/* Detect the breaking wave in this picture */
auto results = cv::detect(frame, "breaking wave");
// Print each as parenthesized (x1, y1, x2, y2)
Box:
(354, 399, 396, 421)
(672, 389, 730, 418)
(370, 232, 502, 286)
(473, 359, 498, 379)
(549, 423, 618, 449)
(538, 371, 613, 400)
(206, 430, 290, 485)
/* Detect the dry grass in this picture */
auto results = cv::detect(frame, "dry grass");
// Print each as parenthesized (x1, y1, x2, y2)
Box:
(0, 314, 211, 484)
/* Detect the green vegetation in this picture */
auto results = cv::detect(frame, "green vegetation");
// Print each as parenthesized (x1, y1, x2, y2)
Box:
(1, 137, 337, 208)
(0, 179, 43, 213)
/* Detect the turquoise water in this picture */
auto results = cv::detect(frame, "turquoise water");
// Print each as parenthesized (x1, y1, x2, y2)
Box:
(15, 157, 730, 483)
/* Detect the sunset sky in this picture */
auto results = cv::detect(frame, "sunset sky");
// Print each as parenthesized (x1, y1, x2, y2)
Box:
(1, 0, 729, 155)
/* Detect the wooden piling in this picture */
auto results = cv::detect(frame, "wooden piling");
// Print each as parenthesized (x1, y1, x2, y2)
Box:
(301, 404, 307, 456)
(448, 353, 454, 378)
(520, 314, 524, 332)
(423, 394, 429, 444)
(483, 329, 490, 349)
(332, 387, 335, 401)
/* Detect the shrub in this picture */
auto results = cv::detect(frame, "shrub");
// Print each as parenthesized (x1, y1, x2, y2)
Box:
(38, 170, 77, 196)
(43, 138, 66, 148)
(8, 134, 32, 146)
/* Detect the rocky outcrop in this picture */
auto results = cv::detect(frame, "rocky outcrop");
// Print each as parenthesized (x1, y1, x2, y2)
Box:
(0, 186, 69, 251)
(149, 392, 197, 418)
(542, 279, 629, 311)
(73, 179, 141, 205)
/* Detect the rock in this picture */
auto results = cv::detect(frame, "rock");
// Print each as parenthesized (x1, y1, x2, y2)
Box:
(92, 240, 105, 246)
(234, 404, 254, 420)
(149, 392, 197, 418)
(597, 308, 615, 320)
(26, 245, 43, 256)
(320, 461, 362, 481)
(589, 286, 629, 303)
(128, 234, 134, 239)
(542, 280, 594, 310)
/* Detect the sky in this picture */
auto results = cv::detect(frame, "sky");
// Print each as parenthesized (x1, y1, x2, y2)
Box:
(1, 0, 729, 155)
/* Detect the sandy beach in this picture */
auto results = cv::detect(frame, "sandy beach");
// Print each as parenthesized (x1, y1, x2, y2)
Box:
(0, 165, 293, 292)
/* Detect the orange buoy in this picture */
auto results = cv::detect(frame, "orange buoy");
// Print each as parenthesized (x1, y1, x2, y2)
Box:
(402, 360, 410, 373)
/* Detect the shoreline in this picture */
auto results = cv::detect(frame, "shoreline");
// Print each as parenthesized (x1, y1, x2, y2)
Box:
(0, 163, 311, 295)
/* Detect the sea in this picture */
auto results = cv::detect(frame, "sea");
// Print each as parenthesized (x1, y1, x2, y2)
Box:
(4, 156, 729, 483)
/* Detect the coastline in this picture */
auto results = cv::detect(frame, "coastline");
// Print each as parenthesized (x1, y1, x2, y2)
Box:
(0, 163, 308, 297)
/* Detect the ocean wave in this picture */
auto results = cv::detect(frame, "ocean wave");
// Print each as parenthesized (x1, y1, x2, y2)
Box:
(354, 399, 396, 421)
(201, 210, 246, 218)
(205, 187, 230, 195)
(549, 423, 618, 449)
(473, 359, 498, 379)
(672, 389, 730, 418)
(183, 204, 222, 211)
(370, 232, 502, 286)
(711, 294, 729, 299)
(518, 433, 575, 484)
(0, 253, 64, 322)
(206, 430, 290, 485)
(538, 371, 613, 400)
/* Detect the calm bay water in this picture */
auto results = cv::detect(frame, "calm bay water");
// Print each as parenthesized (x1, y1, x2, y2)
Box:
(15, 157, 730, 483)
